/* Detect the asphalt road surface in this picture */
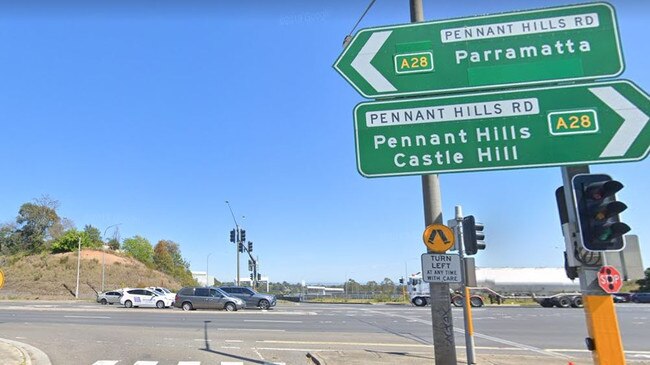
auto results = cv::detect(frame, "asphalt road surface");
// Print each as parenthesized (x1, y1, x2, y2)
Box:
(0, 301, 648, 364)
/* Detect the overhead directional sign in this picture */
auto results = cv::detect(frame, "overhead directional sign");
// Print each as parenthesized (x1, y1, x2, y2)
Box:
(354, 80, 650, 177)
(334, 3, 623, 99)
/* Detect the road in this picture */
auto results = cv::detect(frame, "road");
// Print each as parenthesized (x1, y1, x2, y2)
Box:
(0, 301, 648, 364)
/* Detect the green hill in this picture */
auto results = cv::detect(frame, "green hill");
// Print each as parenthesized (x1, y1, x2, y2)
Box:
(0, 249, 184, 300)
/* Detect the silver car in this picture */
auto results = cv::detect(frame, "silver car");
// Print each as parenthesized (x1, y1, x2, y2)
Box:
(97, 290, 123, 305)
(218, 286, 276, 310)
(174, 287, 245, 311)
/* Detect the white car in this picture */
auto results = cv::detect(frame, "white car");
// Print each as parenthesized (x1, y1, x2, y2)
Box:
(120, 288, 173, 309)
(147, 286, 176, 303)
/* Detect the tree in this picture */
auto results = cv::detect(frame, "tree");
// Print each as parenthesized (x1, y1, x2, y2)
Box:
(380, 278, 395, 295)
(122, 236, 154, 266)
(107, 238, 120, 251)
(636, 268, 650, 292)
(15, 201, 61, 252)
(0, 222, 19, 254)
(153, 240, 175, 274)
(50, 229, 91, 253)
(83, 225, 103, 248)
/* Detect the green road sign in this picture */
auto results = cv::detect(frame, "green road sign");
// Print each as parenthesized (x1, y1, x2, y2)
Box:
(354, 80, 649, 177)
(334, 3, 623, 99)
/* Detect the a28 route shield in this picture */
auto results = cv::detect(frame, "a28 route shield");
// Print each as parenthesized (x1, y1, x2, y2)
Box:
(353, 80, 650, 177)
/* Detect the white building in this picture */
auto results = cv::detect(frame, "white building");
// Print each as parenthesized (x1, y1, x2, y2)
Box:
(191, 271, 216, 287)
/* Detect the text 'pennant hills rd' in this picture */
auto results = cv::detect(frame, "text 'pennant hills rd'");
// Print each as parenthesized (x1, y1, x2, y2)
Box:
(334, 2, 623, 99)
(354, 80, 650, 177)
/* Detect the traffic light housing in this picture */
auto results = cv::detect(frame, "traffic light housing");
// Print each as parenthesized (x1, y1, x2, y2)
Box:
(248, 260, 253, 271)
(229, 229, 236, 243)
(238, 242, 244, 253)
(248, 241, 253, 252)
(250, 273, 254, 280)
(463, 215, 485, 255)
(572, 174, 630, 251)
(240, 230, 246, 242)
(257, 273, 261, 281)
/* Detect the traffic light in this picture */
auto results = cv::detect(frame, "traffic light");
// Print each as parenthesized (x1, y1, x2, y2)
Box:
(250, 273, 254, 280)
(240, 230, 246, 242)
(248, 260, 253, 271)
(463, 215, 485, 255)
(572, 174, 630, 251)
(257, 273, 261, 281)
(248, 241, 253, 252)
(229, 229, 236, 243)
(238, 242, 244, 253)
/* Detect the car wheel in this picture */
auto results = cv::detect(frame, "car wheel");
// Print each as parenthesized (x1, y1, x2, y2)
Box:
(156, 300, 165, 309)
(539, 299, 554, 308)
(259, 299, 270, 310)
(470, 296, 484, 308)
(224, 302, 237, 312)
(571, 296, 584, 308)
(100, 298, 108, 305)
(557, 296, 572, 308)
(451, 295, 464, 307)
(413, 297, 427, 307)
(124, 300, 133, 308)
(182, 302, 193, 311)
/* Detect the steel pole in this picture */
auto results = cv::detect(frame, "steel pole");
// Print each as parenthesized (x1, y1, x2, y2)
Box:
(415, 3, 456, 361)
(75, 237, 81, 299)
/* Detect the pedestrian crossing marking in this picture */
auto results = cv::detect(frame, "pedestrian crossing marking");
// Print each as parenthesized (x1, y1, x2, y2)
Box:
(133, 362, 158, 365)
(91, 361, 283, 365)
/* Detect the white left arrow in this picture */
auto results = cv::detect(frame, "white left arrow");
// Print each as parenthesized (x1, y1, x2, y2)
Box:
(350, 31, 396, 93)
(590, 86, 649, 158)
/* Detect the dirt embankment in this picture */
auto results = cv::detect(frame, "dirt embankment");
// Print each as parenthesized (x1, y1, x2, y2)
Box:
(0, 250, 183, 300)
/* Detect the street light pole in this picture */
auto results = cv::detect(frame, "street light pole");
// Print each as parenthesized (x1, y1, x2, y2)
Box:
(225, 201, 241, 286)
(75, 237, 81, 298)
(206, 253, 212, 287)
(102, 223, 121, 292)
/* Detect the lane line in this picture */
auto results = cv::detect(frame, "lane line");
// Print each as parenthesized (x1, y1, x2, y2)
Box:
(90, 362, 118, 365)
(64, 315, 111, 319)
(133, 362, 158, 365)
(257, 340, 428, 347)
(178, 362, 201, 365)
(243, 320, 302, 323)
(217, 328, 285, 332)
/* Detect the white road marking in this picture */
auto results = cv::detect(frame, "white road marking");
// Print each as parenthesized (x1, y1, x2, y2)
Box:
(91, 362, 118, 365)
(64, 315, 111, 319)
(177, 362, 200, 365)
(243, 319, 302, 323)
(224, 340, 243, 343)
(217, 328, 285, 332)
(133, 362, 158, 365)
(221, 346, 240, 349)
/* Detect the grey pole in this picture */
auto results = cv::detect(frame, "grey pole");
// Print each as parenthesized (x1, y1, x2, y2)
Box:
(226, 201, 241, 286)
(413, 3, 456, 363)
(206, 253, 212, 287)
(75, 237, 81, 299)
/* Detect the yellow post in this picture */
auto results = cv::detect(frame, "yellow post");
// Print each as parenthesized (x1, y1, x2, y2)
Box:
(583, 295, 625, 364)
(463, 287, 474, 336)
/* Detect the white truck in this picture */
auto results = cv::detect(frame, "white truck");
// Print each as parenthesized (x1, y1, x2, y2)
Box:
(405, 273, 484, 307)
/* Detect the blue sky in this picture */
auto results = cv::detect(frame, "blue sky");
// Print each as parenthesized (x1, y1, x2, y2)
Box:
(0, 0, 648, 283)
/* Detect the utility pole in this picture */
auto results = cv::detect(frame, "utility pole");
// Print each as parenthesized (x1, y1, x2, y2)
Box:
(226, 201, 241, 286)
(411, 3, 456, 362)
(75, 237, 81, 299)
(206, 253, 212, 287)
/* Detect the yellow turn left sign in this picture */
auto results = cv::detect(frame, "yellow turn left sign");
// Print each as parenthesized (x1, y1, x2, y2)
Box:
(422, 224, 455, 253)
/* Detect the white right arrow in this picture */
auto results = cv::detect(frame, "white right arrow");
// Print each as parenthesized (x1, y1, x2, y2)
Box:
(590, 86, 649, 158)
(350, 31, 397, 93)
